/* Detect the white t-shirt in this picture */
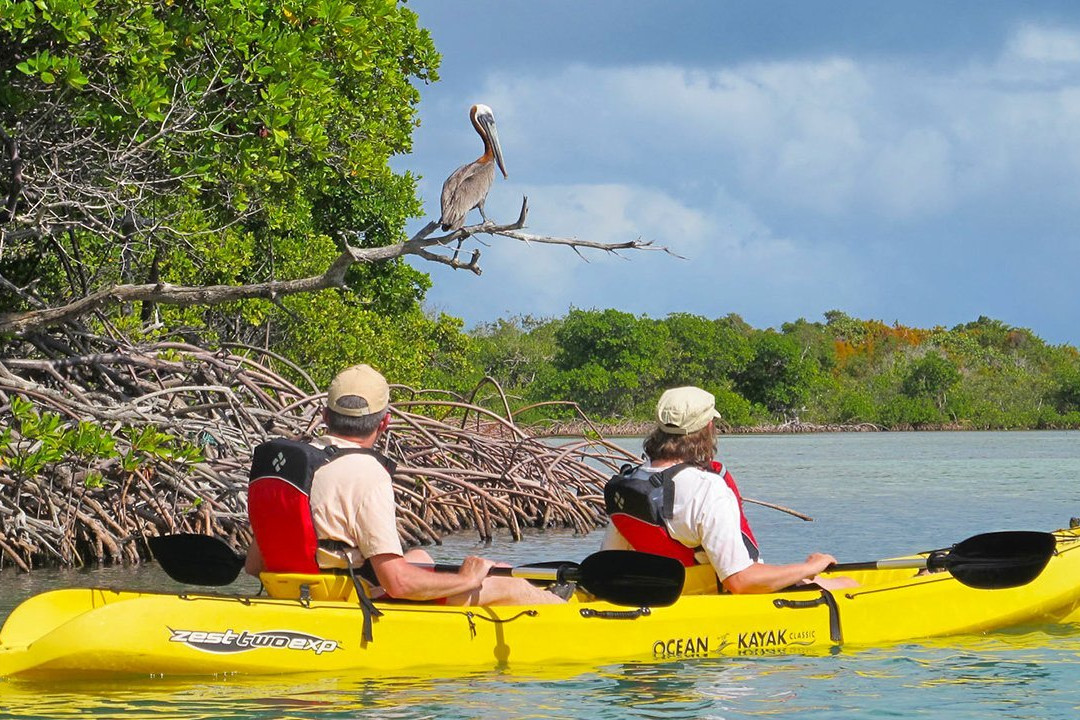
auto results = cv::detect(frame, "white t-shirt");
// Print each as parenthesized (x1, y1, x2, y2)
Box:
(602, 464, 755, 581)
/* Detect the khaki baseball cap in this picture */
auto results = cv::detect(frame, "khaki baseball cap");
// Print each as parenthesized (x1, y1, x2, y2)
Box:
(326, 364, 390, 417)
(656, 386, 721, 435)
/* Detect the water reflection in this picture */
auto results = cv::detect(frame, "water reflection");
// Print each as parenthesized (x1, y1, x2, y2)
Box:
(0, 663, 749, 720)
(3, 630, 1080, 720)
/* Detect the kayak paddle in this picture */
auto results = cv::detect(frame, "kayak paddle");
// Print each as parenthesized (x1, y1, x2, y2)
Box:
(148, 532, 245, 586)
(148, 534, 686, 607)
(829, 530, 1057, 590)
(420, 550, 684, 607)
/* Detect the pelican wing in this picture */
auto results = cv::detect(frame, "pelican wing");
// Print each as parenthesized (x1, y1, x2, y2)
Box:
(439, 160, 496, 231)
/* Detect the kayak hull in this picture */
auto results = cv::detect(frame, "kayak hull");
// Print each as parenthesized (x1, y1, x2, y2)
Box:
(3, 527, 1080, 678)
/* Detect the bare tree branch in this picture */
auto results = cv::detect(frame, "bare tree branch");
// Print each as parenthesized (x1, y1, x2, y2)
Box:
(1, 197, 670, 336)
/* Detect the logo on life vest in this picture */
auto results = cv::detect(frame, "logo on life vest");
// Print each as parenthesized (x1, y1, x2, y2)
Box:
(272, 451, 287, 472)
(168, 627, 340, 655)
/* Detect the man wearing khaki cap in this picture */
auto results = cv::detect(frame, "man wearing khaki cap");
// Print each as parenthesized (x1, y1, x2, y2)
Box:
(248, 364, 564, 605)
(603, 386, 853, 594)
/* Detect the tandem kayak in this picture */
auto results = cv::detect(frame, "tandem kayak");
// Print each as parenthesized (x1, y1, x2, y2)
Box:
(2, 526, 1080, 679)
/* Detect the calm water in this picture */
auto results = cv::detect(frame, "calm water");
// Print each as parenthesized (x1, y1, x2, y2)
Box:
(2, 431, 1080, 719)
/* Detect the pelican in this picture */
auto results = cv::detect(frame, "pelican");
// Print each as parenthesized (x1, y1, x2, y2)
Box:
(439, 104, 507, 231)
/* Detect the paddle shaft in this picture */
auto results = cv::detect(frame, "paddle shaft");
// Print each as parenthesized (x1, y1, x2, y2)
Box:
(830, 557, 932, 573)
(365, 553, 681, 605)
(425, 563, 573, 584)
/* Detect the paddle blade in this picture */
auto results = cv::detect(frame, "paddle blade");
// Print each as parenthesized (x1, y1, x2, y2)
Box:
(149, 533, 245, 586)
(937, 531, 1056, 590)
(574, 550, 685, 607)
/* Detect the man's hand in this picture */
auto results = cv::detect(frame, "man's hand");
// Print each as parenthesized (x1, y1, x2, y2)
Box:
(805, 552, 839, 575)
(459, 555, 496, 587)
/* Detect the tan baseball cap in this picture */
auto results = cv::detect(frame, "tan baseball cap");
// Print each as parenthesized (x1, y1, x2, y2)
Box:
(326, 364, 390, 417)
(656, 386, 721, 435)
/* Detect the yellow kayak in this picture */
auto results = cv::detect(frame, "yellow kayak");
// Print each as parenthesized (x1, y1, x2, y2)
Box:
(2, 527, 1079, 678)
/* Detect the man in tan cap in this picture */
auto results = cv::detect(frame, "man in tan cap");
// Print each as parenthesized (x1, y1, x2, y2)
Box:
(247, 364, 564, 605)
(603, 386, 853, 594)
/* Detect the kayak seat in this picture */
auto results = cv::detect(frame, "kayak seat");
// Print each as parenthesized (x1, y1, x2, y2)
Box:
(682, 564, 721, 595)
(260, 572, 360, 602)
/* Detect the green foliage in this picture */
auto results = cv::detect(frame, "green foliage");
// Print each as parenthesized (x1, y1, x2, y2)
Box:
(6, 3, 1073, 433)
(3, 396, 202, 483)
(901, 351, 961, 409)
(879, 394, 942, 428)
(780, 317, 836, 374)
(1052, 359, 1080, 414)
(538, 309, 671, 418)
(468, 315, 561, 390)
(824, 309, 868, 343)
(661, 313, 753, 388)
(450, 310, 1080, 431)
(734, 331, 821, 417)
(813, 376, 877, 424)
(279, 290, 469, 390)
(1, 0, 459, 382)
(710, 382, 761, 427)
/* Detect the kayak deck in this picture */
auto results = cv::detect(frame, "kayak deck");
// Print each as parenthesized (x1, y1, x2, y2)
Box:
(3, 528, 1080, 678)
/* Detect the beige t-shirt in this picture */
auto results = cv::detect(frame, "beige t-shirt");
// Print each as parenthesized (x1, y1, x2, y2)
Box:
(307, 436, 403, 568)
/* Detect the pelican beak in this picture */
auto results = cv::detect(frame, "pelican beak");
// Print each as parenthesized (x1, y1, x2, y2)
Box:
(479, 114, 508, 178)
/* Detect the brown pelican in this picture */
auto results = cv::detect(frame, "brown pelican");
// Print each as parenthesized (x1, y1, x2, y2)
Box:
(439, 104, 507, 231)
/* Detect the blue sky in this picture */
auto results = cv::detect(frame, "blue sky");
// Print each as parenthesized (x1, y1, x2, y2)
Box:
(399, 1, 1080, 345)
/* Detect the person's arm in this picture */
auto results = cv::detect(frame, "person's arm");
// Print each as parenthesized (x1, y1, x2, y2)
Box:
(721, 552, 836, 594)
(368, 553, 495, 601)
(244, 539, 264, 577)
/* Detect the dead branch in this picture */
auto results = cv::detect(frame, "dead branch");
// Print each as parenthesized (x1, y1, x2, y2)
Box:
(0, 197, 667, 336)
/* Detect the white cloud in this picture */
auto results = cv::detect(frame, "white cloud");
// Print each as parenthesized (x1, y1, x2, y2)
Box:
(473, 26, 1080, 228)
(1006, 24, 1080, 63)
(411, 18, 1080, 344)
(870, 127, 954, 219)
(421, 181, 866, 327)
(461, 183, 715, 317)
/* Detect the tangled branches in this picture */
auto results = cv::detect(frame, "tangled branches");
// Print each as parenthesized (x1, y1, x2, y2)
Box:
(0, 342, 640, 572)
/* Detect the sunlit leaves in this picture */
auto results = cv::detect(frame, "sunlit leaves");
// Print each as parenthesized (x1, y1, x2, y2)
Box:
(3, 396, 202, 483)
(0, 0, 454, 385)
(453, 310, 1080, 430)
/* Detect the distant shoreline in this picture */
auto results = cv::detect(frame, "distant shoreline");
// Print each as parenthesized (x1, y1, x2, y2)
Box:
(523, 419, 1075, 438)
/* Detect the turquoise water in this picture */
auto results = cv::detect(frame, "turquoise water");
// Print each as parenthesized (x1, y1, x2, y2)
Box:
(2, 431, 1079, 719)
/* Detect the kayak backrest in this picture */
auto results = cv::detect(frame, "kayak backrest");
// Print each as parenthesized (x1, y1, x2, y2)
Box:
(260, 572, 356, 602)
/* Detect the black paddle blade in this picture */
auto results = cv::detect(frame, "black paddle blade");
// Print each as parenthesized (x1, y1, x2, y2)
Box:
(934, 531, 1056, 590)
(148, 533, 245, 586)
(574, 550, 685, 607)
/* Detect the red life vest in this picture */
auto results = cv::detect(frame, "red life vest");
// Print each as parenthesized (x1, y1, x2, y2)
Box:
(604, 461, 760, 567)
(247, 438, 395, 573)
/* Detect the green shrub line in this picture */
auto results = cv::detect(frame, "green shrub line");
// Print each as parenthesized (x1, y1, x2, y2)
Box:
(457, 311, 1080, 431)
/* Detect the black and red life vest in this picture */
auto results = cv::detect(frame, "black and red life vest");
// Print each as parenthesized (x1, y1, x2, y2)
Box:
(247, 438, 396, 573)
(709, 460, 760, 559)
(603, 461, 760, 567)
